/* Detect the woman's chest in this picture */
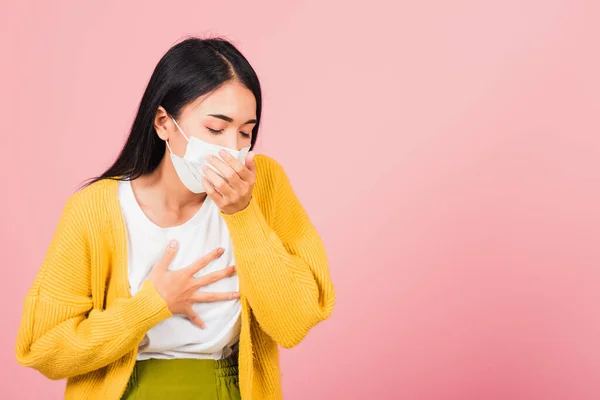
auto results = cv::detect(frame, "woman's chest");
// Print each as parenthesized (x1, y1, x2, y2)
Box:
(125, 207, 237, 294)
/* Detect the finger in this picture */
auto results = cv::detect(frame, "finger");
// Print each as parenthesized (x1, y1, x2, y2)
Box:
(191, 291, 240, 303)
(219, 149, 255, 183)
(153, 239, 179, 271)
(182, 247, 224, 276)
(184, 307, 205, 329)
(202, 166, 235, 198)
(245, 151, 257, 178)
(206, 155, 243, 188)
(192, 265, 236, 289)
(202, 177, 226, 207)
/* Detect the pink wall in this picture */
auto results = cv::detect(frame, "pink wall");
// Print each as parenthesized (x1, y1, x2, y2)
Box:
(2, 0, 600, 399)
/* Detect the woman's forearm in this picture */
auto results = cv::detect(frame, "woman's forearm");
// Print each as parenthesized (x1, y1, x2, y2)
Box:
(15, 279, 172, 380)
(221, 170, 335, 348)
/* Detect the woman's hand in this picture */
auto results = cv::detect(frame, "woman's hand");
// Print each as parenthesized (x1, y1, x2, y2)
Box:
(202, 150, 256, 215)
(146, 240, 238, 329)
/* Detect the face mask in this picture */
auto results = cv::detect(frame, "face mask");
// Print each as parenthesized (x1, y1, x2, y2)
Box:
(165, 116, 251, 194)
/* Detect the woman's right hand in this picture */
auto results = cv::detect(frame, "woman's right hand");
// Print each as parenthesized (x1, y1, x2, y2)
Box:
(146, 239, 238, 329)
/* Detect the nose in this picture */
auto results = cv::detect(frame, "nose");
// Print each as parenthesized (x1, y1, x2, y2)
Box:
(223, 132, 247, 151)
(224, 137, 238, 151)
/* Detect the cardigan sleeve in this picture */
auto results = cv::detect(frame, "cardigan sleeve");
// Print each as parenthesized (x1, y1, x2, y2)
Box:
(219, 156, 336, 348)
(14, 195, 173, 380)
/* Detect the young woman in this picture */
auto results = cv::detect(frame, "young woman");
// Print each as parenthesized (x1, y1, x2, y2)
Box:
(15, 37, 335, 400)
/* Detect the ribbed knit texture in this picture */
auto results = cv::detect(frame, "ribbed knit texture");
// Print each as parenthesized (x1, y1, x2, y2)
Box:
(15, 154, 335, 400)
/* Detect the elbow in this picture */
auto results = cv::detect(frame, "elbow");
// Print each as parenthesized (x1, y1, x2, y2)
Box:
(277, 319, 326, 349)
(278, 332, 307, 349)
(277, 326, 309, 349)
(21, 361, 69, 381)
(264, 314, 314, 349)
(276, 309, 332, 349)
(253, 283, 336, 349)
(39, 367, 68, 381)
(16, 361, 65, 381)
(16, 348, 69, 381)
(281, 294, 336, 349)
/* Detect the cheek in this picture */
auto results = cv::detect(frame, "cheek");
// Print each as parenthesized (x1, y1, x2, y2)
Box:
(169, 135, 189, 157)
(195, 131, 222, 145)
(238, 136, 252, 150)
(196, 130, 240, 150)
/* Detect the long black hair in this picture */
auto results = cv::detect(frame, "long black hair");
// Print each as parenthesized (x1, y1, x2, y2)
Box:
(80, 36, 262, 189)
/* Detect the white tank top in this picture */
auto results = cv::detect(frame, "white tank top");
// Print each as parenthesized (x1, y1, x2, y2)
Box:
(118, 179, 241, 360)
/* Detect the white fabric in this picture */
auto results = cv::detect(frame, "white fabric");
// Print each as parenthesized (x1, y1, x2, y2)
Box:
(166, 116, 250, 193)
(118, 179, 241, 360)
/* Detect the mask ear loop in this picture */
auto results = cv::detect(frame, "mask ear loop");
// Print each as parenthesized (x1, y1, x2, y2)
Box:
(165, 115, 190, 154)
(170, 116, 190, 141)
(165, 139, 174, 154)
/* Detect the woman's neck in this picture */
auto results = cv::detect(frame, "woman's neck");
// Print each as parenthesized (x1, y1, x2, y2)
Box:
(134, 155, 207, 212)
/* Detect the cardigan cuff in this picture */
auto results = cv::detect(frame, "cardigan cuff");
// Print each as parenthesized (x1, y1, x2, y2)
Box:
(122, 280, 173, 332)
(219, 196, 271, 239)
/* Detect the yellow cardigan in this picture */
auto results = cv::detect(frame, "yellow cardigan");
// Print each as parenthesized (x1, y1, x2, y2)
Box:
(15, 154, 335, 399)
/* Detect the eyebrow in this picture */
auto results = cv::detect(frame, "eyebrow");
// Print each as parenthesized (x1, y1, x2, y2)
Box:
(207, 114, 257, 125)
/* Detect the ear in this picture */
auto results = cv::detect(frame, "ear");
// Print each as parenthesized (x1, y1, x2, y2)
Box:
(154, 106, 171, 141)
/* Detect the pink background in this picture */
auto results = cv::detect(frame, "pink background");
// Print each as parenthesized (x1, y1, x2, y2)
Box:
(2, 0, 600, 399)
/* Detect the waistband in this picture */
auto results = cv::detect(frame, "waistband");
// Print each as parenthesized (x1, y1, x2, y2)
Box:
(135, 355, 238, 378)
(122, 356, 239, 399)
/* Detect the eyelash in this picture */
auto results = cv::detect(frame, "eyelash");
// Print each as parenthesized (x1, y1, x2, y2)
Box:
(207, 127, 251, 139)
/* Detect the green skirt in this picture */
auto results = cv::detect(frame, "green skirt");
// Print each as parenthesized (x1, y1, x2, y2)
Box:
(120, 356, 240, 400)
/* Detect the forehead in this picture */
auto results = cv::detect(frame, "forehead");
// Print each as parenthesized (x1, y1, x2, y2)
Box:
(187, 81, 256, 117)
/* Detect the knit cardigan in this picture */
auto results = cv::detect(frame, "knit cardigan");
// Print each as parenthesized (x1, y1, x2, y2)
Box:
(15, 154, 335, 399)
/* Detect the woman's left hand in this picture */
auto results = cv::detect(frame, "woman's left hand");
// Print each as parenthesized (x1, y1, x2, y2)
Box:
(202, 150, 256, 215)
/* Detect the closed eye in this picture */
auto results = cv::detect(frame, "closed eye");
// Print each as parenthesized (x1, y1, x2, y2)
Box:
(207, 127, 251, 139)
(207, 127, 223, 135)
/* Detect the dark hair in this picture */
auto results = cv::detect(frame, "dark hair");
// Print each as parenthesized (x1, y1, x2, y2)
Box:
(80, 36, 262, 189)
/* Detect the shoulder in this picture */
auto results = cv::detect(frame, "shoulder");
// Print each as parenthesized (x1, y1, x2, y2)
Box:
(60, 178, 119, 223)
(252, 154, 300, 208)
(254, 154, 289, 186)
(254, 154, 284, 173)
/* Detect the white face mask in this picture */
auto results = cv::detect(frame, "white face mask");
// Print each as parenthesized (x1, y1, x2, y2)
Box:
(165, 116, 251, 194)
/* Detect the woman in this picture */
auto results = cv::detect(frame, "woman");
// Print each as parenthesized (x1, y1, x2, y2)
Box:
(15, 37, 335, 400)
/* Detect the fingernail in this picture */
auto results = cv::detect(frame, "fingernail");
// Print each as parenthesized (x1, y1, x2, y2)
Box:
(218, 248, 224, 255)
(219, 149, 228, 157)
(232, 292, 240, 298)
(169, 240, 178, 248)
(232, 265, 236, 272)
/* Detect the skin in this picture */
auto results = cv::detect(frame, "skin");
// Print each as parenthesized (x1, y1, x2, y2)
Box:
(135, 79, 258, 328)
